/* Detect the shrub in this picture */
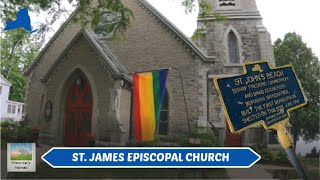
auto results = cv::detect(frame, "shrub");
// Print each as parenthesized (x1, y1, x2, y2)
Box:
(1, 119, 19, 140)
(128, 136, 161, 147)
(179, 129, 222, 147)
(1, 119, 34, 143)
(16, 125, 34, 142)
(250, 144, 290, 165)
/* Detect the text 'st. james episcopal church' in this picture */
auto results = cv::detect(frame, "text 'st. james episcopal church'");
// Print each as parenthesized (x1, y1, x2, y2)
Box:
(25, 0, 279, 147)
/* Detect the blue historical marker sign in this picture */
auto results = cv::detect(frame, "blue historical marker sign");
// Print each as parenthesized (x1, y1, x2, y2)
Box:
(214, 61, 307, 133)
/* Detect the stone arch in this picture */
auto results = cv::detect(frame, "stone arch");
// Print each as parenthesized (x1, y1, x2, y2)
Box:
(223, 25, 244, 64)
(53, 64, 99, 145)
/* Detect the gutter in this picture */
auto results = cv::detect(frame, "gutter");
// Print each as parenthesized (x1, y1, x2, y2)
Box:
(138, 0, 215, 62)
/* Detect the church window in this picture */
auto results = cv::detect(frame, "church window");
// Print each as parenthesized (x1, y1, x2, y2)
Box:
(219, 0, 236, 7)
(228, 31, 240, 63)
(158, 92, 169, 135)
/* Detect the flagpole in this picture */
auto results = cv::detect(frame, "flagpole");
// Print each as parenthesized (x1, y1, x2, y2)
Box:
(129, 87, 134, 144)
(130, 67, 191, 138)
(171, 67, 191, 136)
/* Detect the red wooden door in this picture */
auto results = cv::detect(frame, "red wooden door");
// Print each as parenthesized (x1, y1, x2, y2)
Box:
(64, 75, 93, 146)
(225, 120, 242, 147)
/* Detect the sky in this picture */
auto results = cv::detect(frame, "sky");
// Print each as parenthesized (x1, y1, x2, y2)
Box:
(146, 0, 320, 57)
(19, 0, 320, 154)
(30, 0, 319, 57)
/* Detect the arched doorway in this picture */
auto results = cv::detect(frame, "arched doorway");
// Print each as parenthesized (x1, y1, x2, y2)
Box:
(225, 120, 242, 147)
(64, 72, 93, 146)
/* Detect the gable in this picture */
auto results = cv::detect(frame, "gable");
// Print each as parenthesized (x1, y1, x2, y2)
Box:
(137, 0, 214, 62)
(0, 75, 12, 86)
(41, 30, 130, 84)
(26, 0, 214, 77)
(102, 0, 213, 73)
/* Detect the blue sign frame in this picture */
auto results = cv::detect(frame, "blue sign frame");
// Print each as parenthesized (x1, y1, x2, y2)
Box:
(41, 147, 261, 168)
(214, 61, 307, 133)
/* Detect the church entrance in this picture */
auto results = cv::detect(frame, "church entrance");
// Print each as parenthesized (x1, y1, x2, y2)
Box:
(64, 73, 93, 146)
(225, 120, 242, 147)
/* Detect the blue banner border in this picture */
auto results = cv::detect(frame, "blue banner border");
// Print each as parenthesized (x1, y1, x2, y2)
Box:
(41, 147, 261, 169)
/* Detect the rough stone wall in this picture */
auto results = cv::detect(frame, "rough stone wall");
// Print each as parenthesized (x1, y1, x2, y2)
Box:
(29, 36, 117, 145)
(105, 0, 204, 136)
(25, 20, 81, 135)
(257, 25, 275, 65)
(207, 19, 263, 66)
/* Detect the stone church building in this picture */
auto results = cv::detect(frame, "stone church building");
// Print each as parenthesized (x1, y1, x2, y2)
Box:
(25, 0, 278, 147)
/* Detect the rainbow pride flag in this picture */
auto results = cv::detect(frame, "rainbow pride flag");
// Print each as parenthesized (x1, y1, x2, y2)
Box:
(133, 69, 169, 142)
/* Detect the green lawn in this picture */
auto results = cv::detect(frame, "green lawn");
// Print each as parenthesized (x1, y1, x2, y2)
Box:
(7, 162, 230, 179)
(301, 158, 319, 168)
(11, 154, 32, 160)
(265, 159, 319, 180)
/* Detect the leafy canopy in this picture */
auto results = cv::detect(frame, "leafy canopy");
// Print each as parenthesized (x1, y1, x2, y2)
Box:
(0, 29, 40, 102)
(274, 32, 320, 144)
(1, 0, 208, 43)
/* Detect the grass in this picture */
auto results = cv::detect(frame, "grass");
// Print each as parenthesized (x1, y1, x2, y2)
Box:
(301, 158, 320, 168)
(264, 159, 319, 180)
(7, 162, 230, 179)
(11, 154, 32, 160)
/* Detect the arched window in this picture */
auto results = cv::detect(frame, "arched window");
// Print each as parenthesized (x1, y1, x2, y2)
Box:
(158, 92, 168, 135)
(228, 31, 240, 63)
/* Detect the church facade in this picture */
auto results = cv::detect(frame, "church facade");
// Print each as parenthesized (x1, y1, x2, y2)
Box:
(25, 0, 279, 147)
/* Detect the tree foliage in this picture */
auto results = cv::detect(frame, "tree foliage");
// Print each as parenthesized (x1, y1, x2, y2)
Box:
(273, 32, 320, 145)
(1, 0, 135, 43)
(0, 29, 40, 102)
(1, 0, 206, 42)
(0, 0, 214, 101)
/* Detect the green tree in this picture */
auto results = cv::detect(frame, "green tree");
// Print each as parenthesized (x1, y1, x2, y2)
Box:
(0, 29, 40, 102)
(1, 1, 206, 42)
(1, 0, 213, 101)
(273, 32, 320, 146)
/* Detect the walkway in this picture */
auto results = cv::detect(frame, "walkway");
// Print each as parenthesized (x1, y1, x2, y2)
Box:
(226, 164, 273, 179)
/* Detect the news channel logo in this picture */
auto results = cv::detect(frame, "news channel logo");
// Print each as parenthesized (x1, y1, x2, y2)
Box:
(7, 143, 36, 172)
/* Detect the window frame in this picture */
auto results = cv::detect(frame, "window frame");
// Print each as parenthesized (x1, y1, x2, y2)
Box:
(223, 26, 243, 65)
(12, 105, 16, 114)
(228, 31, 240, 64)
(157, 90, 169, 136)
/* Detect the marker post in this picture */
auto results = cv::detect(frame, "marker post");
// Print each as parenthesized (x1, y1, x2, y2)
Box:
(275, 122, 308, 180)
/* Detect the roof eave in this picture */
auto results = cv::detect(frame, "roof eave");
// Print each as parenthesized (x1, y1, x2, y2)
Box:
(137, 0, 215, 63)
(24, 9, 80, 76)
